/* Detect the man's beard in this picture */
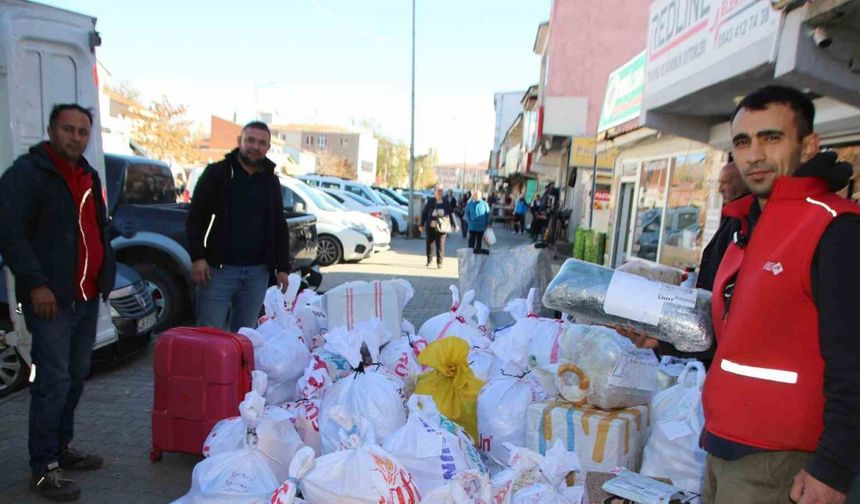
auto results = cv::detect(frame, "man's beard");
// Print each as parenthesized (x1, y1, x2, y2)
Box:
(238, 151, 262, 167)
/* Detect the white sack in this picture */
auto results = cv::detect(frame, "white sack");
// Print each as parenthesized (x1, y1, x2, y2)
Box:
(640, 361, 707, 494)
(239, 327, 310, 405)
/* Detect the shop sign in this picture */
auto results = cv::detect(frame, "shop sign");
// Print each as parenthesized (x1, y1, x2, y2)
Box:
(645, 0, 779, 96)
(598, 51, 646, 133)
(571, 137, 619, 169)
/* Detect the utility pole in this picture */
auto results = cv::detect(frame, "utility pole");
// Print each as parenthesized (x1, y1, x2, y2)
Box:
(407, 0, 417, 238)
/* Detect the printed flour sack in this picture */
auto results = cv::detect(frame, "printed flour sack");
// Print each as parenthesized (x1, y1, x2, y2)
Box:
(477, 331, 547, 466)
(383, 395, 487, 496)
(419, 286, 485, 346)
(269, 408, 421, 504)
(317, 324, 406, 454)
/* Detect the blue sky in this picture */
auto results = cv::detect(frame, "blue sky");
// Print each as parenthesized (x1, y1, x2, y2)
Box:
(42, 0, 552, 163)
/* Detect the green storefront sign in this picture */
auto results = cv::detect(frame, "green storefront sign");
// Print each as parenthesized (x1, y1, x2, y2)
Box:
(598, 51, 646, 133)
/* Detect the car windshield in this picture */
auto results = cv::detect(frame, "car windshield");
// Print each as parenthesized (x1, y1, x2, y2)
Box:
(287, 178, 340, 212)
(376, 191, 401, 207)
(314, 189, 348, 210)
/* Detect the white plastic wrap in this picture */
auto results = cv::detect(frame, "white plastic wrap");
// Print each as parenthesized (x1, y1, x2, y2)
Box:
(383, 395, 487, 496)
(552, 324, 657, 410)
(318, 326, 406, 454)
(458, 243, 554, 329)
(542, 259, 713, 353)
(641, 361, 707, 494)
(239, 326, 310, 405)
(655, 355, 699, 392)
(509, 441, 585, 504)
(270, 408, 421, 504)
(173, 393, 282, 504)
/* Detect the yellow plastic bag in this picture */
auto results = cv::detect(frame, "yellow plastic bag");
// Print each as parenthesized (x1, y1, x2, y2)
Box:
(415, 337, 485, 443)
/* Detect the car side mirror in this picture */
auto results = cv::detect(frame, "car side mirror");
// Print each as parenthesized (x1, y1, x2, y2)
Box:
(294, 202, 306, 213)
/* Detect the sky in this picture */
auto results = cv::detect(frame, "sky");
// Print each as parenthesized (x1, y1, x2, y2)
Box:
(42, 0, 552, 164)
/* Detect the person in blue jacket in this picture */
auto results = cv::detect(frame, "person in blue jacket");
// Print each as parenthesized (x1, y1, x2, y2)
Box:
(513, 194, 528, 234)
(465, 190, 491, 254)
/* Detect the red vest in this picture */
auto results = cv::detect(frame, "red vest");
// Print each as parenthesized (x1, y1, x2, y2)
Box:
(702, 177, 860, 452)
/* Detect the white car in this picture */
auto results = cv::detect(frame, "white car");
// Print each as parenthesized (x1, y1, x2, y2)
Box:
(279, 176, 374, 266)
(372, 189, 408, 235)
(299, 174, 391, 208)
(320, 187, 392, 229)
(313, 189, 391, 252)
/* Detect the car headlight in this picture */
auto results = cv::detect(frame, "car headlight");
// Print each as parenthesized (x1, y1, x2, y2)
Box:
(109, 304, 121, 317)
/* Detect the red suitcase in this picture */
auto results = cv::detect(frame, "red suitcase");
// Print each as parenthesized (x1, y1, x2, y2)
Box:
(150, 327, 254, 462)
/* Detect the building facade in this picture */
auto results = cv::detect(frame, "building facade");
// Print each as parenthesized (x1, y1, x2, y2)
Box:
(270, 124, 379, 185)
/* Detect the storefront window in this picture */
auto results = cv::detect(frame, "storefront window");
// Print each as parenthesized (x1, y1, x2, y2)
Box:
(630, 158, 669, 262)
(831, 145, 860, 204)
(660, 153, 708, 269)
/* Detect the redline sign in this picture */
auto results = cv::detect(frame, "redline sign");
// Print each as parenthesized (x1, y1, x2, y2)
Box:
(649, 0, 711, 60)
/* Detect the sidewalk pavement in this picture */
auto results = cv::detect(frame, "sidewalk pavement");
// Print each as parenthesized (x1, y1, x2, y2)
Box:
(0, 226, 535, 503)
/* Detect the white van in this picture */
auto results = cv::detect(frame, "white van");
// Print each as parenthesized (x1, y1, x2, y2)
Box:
(279, 176, 374, 266)
(0, 0, 117, 393)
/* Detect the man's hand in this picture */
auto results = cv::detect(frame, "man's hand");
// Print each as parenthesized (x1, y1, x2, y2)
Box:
(612, 325, 659, 349)
(790, 469, 846, 504)
(276, 271, 290, 294)
(191, 259, 211, 286)
(30, 286, 58, 320)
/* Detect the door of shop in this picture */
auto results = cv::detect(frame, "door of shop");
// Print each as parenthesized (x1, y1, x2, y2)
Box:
(612, 182, 635, 267)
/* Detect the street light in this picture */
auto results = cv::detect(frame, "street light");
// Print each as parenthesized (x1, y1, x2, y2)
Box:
(407, 0, 417, 238)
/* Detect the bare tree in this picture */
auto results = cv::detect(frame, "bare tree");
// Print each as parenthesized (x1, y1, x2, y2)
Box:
(317, 151, 356, 179)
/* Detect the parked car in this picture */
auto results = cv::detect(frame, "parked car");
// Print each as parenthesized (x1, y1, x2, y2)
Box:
(372, 189, 408, 234)
(319, 187, 392, 227)
(106, 154, 319, 331)
(279, 176, 374, 266)
(373, 186, 410, 207)
(0, 262, 157, 399)
(298, 174, 391, 208)
(314, 189, 391, 252)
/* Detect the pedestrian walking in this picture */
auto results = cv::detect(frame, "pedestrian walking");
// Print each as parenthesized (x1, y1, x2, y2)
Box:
(0, 104, 116, 501)
(513, 194, 528, 234)
(628, 86, 860, 504)
(465, 190, 491, 254)
(529, 194, 544, 241)
(457, 192, 470, 237)
(186, 121, 291, 332)
(420, 186, 454, 268)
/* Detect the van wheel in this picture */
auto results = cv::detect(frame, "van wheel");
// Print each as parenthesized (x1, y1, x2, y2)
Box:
(0, 345, 28, 399)
(133, 263, 187, 333)
(316, 235, 343, 267)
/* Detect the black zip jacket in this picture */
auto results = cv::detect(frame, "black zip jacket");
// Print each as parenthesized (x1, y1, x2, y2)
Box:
(0, 143, 116, 305)
(186, 150, 290, 273)
(665, 153, 860, 492)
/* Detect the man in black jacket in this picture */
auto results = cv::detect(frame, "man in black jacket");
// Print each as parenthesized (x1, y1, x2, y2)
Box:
(186, 122, 291, 332)
(0, 104, 116, 501)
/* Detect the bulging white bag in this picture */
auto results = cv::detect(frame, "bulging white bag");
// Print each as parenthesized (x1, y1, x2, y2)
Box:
(173, 392, 282, 504)
(483, 227, 497, 246)
(203, 373, 304, 482)
(318, 324, 406, 454)
(552, 324, 657, 410)
(508, 441, 585, 504)
(420, 470, 492, 504)
(323, 279, 414, 346)
(380, 332, 428, 396)
(383, 395, 487, 496)
(270, 408, 421, 504)
(469, 302, 502, 382)
(640, 361, 707, 494)
(282, 356, 332, 456)
(419, 286, 485, 345)
(477, 333, 547, 466)
(239, 326, 310, 405)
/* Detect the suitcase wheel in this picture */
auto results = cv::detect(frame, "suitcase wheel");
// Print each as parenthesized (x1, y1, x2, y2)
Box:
(149, 447, 163, 463)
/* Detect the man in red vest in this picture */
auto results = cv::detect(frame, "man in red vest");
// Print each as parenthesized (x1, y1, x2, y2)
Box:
(699, 87, 859, 502)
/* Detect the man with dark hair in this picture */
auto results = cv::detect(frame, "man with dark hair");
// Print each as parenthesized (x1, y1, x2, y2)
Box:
(187, 121, 291, 332)
(717, 159, 748, 205)
(0, 103, 116, 501)
(650, 86, 860, 503)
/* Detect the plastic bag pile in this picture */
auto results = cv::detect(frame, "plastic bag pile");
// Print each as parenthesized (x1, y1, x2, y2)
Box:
(176, 270, 708, 503)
